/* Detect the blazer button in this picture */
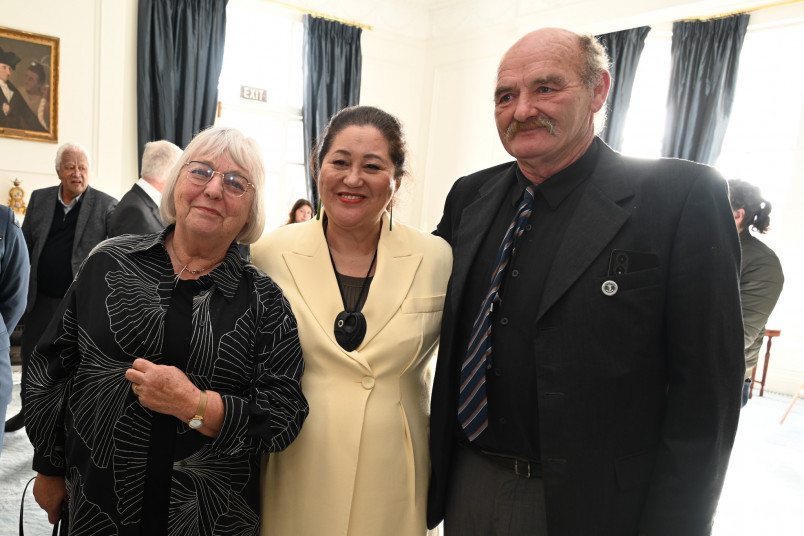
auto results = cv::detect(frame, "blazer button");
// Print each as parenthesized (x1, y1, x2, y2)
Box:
(499, 317, 509, 325)
(361, 376, 375, 389)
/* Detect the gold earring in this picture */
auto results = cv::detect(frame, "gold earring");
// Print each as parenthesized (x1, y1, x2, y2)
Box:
(389, 206, 393, 231)
(316, 197, 322, 220)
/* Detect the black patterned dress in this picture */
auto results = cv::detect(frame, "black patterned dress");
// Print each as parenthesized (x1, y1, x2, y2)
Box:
(25, 227, 308, 535)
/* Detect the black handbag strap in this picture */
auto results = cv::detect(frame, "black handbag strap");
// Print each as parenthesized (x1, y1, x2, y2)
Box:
(19, 475, 67, 536)
(19, 476, 35, 536)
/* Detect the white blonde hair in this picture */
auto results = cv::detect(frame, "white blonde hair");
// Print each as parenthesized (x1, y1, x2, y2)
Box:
(160, 126, 266, 244)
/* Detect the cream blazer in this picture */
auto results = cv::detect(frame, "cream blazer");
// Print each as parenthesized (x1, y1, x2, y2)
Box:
(252, 213, 452, 536)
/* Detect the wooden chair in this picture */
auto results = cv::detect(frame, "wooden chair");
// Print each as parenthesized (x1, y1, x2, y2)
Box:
(749, 329, 780, 398)
(780, 380, 804, 424)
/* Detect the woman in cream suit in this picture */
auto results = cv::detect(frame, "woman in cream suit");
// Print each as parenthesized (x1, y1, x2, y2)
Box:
(252, 106, 452, 535)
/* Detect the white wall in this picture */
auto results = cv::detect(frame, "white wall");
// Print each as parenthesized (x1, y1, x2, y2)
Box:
(2, 0, 801, 395)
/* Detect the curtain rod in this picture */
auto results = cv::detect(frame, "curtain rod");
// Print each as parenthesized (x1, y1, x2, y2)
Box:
(259, 0, 373, 30)
(680, 0, 804, 21)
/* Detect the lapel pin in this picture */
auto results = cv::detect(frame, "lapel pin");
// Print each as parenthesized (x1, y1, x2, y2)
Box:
(601, 280, 618, 296)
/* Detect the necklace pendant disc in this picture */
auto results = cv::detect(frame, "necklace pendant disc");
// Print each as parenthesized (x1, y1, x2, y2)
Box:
(333, 311, 366, 351)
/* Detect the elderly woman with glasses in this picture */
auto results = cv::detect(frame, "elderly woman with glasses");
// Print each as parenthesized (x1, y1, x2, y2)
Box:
(25, 126, 309, 535)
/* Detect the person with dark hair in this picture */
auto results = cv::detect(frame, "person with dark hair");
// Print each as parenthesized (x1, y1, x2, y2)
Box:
(252, 105, 452, 535)
(25, 126, 308, 534)
(109, 140, 182, 236)
(23, 61, 49, 129)
(728, 179, 784, 407)
(0, 46, 45, 132)
(284, 198, 313, 225)
(0, 206, 29, 457)
(428, 28, 744, 535)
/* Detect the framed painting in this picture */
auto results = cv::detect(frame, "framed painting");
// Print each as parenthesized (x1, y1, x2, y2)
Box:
(0, 26, 59, 142)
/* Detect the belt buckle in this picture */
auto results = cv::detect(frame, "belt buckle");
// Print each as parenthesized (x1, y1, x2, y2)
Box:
(514, 459, 531, 478)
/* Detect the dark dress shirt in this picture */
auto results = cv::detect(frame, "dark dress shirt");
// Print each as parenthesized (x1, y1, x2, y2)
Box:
(459, 142, 599, 461)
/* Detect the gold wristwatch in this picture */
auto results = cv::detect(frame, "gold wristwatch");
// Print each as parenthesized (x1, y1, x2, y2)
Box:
(188, 390, 208, 429)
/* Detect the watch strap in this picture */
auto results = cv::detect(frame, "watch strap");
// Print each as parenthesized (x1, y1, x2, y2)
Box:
(190, 390, 207, 425)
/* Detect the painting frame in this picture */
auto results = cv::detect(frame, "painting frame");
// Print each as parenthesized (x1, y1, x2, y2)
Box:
(0, 26, 59, 143)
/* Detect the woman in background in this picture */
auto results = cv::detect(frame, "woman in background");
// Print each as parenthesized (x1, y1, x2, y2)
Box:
(285, 198, 313, 224)
(26, 126, 308, 534)
(253, 106, 451, 535)
(728, 179, 784, 407)
(22, 62, 49, 129)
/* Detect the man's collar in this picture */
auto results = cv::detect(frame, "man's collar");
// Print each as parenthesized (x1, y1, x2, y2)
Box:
(0, 78, 12, 100)
(515, 137, 601, 209)
(58, 185, 84, 208)
(136, 178, 162, 205)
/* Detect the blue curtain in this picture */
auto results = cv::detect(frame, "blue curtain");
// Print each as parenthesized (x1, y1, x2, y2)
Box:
(596, 26, 651, 152)
(661, 14, 750, 164)
(137, 0, 227, 170)
(303, 16, 362, 207)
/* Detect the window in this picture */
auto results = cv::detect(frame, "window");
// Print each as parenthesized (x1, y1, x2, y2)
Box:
(619, 31, 672, 158)
(217, 0, 306, 229)
(716, 21, 804, 232)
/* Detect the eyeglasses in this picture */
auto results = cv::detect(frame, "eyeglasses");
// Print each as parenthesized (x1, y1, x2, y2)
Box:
(184, 161, 254, 198)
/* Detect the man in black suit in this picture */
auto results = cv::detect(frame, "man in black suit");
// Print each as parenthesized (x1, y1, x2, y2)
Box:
(109, 140, 182, 237)
(5, 142, 117, 432)
(428, 28, 744, 535)
(0, 46, 46, 132)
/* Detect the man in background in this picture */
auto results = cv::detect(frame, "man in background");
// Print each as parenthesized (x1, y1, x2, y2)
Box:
(109, 140, 182, 237)
(428, 27, 744, 535)
(5, 142, 117, 433)
(0, 46, 45, 132)
(0, 205, 29, 454)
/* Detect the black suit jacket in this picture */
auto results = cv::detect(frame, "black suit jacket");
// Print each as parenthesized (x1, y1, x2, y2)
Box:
(428, 140, 744, 535)
(0, 80, 45, 132)
(108, 183, 165, 237)
(22, 185, 118, 313)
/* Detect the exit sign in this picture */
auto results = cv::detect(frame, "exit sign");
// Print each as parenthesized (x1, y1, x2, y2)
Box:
(240, 86, 268, 102)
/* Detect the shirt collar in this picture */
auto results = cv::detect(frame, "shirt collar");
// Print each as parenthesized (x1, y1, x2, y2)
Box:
(136, 178, 162, 205)
(0, 79, 12, 101)
(514, 137, 601, 209)
(58, 185, 83, 210)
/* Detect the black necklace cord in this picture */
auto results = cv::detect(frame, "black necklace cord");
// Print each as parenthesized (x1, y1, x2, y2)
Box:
(324, 223, 380, 351)
(328, 246, 378, 312)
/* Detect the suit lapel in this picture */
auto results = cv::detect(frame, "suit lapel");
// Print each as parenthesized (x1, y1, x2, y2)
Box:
(32, 187, 58, 262)
(282, 214, 421, 368)
(360, 212, 421, 348)
(281, 218, 346, 350)
(536, 145, 634, 321)
(73, 185, 96, 248)
(449, 164, 517, 313)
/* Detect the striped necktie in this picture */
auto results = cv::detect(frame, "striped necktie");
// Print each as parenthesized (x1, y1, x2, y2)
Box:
(458, 185, 535, 441)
